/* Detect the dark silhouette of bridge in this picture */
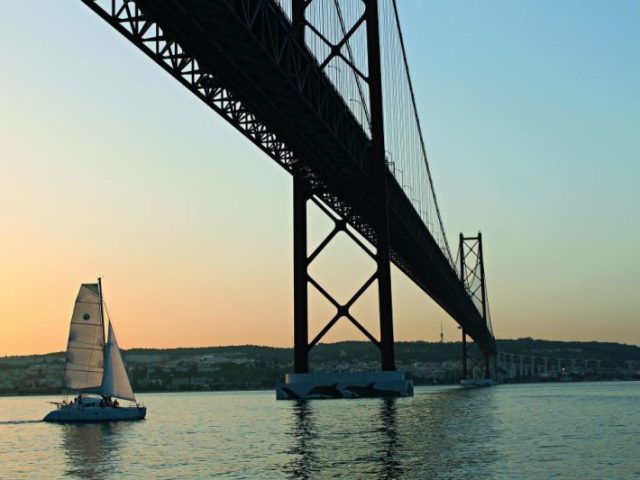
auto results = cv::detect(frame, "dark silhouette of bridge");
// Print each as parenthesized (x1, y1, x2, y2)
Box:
(81, 0, 497, 380)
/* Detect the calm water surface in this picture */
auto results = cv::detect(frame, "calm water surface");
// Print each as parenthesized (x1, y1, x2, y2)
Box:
(0, 382, 638, 479)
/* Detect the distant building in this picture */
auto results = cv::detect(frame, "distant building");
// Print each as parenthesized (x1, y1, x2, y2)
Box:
(171, 377, 191, 388)
(190, 378, 210, 388)
(198, 354, 255, 365)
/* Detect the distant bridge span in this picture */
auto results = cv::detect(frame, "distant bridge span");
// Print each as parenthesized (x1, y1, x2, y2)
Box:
(81, 0, 496, 374)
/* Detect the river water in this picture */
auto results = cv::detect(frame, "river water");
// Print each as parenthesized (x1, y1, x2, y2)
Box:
(0, 382, 638, 479)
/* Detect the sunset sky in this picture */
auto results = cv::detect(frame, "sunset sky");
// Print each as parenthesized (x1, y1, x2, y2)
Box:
(1, 1, 638, 356)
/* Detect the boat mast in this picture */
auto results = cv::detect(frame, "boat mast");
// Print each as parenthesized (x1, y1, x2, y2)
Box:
(98, 277, 106, 343)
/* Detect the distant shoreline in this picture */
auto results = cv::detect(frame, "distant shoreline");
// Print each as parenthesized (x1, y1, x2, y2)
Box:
(2, 339, 638, 397)
(3, 378, 639, 399)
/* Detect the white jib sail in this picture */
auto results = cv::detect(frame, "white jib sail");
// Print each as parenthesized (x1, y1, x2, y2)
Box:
(101, 322, 135, 401)
(63, 284, 105, 391)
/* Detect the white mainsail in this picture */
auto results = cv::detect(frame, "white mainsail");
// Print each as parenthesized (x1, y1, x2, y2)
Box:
(63, 284, 105, 391)
(100, 322, 135, 401)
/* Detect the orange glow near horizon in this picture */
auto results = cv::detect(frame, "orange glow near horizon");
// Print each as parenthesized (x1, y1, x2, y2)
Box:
(0, 203, 460, 356)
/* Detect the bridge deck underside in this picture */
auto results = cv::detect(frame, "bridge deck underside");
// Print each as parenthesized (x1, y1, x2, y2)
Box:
(97, 0, 495, 353)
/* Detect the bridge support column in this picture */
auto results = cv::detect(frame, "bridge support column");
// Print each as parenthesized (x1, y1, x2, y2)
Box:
(459, 232, 496, 381)
(292, 1, 308, 375)
(366, 0, 395, 371)
(462, 329, 468, 379)
(279, 188, 414, 398)
(288, 0, 397, 373)
(293, 175, 309, 374)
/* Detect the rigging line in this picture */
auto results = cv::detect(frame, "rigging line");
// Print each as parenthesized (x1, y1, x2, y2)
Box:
(390, 0, 453, 265)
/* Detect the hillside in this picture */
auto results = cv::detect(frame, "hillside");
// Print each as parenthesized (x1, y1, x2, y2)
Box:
(1, 338, 638, 395)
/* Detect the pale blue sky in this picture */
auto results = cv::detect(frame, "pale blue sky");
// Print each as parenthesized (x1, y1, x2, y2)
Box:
(401, 0, 640, 342)
(0, 1, 638, 355)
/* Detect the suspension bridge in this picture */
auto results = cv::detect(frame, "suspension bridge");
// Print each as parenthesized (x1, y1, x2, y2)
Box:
(80, 0, 497, 398)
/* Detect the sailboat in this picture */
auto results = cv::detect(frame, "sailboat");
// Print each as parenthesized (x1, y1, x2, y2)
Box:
(44, 279, 146, 422)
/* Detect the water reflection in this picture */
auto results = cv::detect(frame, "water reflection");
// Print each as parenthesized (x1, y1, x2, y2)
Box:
(284, 387, 499, 479)
(378, 398, 402, 480)
(61, 422, 133, 479)
(286, 400, 319, 479)
(285, 397, 403, 479)
(396, 387, 499, 478)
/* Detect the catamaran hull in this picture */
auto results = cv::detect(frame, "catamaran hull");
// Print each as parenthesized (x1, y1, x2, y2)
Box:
(43, 406, 146, 423)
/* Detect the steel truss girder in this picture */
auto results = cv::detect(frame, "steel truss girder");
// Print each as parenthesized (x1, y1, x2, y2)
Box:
(82, 0, 374, 241)
(82, 0, 297, 168)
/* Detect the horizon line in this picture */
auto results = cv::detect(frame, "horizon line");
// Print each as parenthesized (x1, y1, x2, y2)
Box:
(2, 337, 638, 359)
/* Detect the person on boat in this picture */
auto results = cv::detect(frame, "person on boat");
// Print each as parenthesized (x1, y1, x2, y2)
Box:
(113, 399, 119, 408)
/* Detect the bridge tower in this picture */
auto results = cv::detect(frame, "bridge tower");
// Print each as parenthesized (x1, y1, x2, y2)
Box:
(459, 232, 494, 380)
(277, 0, 413, 398)
(291, 0, 396, 373)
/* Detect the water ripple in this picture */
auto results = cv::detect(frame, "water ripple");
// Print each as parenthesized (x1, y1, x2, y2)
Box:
(0, 382, 638, 479)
